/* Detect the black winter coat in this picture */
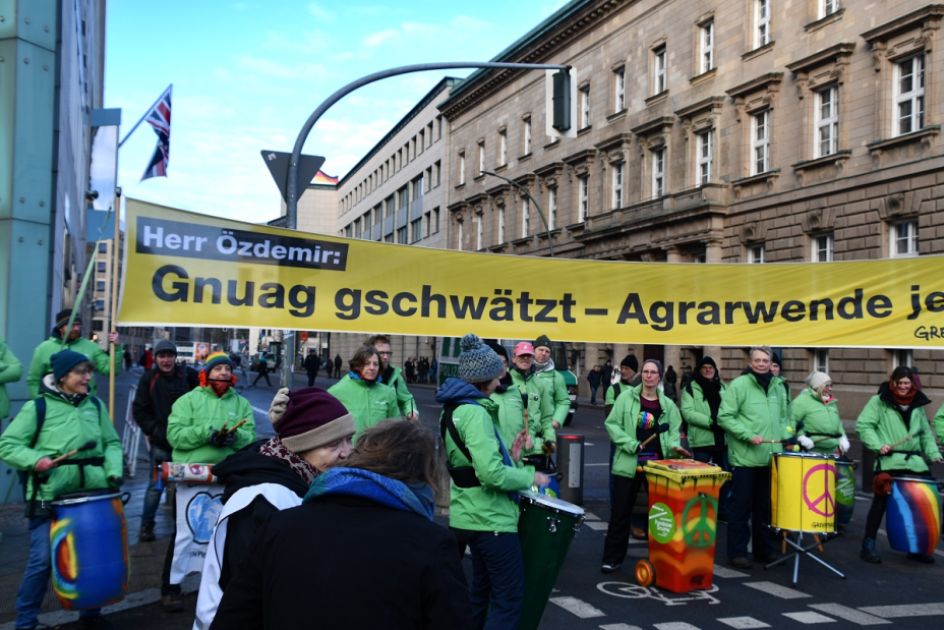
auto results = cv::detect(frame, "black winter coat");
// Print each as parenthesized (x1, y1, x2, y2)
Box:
(211, 494, 472, 630)
(132, 365, 198, 451)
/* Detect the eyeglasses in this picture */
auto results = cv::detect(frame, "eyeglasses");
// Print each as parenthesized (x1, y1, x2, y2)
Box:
(71, 367, 93, 376)
(377, 351, 393, 356)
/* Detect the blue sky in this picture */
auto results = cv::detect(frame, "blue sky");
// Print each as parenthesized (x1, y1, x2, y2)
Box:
(104, 0, 568, 224)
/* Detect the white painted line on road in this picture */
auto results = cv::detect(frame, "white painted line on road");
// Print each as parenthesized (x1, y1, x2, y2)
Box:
(859, 603, 944, 618)
(549, 596, 607, 619)
(252, 405, 268, 415)
(782, 611, 837, 624)
(718, 617, 770, 629)
(585, 511, 601, 520)
(712, 564, 749, 579)
(654, 623, 702, 630)
(585, 521, 610, 531)
(599, 625, 643, 630)
(586, 462, 611, 467)
(808, 603, 891, 625)
(744, 581, 811, 600)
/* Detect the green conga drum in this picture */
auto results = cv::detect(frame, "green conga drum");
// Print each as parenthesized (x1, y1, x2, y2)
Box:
(518, 490, 585, 630)
(835, 458, 856, 526)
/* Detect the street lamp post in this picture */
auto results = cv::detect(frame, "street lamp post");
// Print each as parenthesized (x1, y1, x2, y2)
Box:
(479, 170, 554, 258)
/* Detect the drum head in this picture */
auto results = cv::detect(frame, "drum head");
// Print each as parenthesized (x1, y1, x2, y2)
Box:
(519, 490, 585, 517)
(52, 489, 121, 506)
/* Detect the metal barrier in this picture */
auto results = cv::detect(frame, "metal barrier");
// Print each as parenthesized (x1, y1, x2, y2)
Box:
(121, 385, 143, 477)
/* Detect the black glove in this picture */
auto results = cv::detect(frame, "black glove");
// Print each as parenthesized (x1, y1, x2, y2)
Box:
(656, 423, 670, 434)
(783, 437, 799, 448)
(107, 476, 122, 489)
(208, 429, 236, 447)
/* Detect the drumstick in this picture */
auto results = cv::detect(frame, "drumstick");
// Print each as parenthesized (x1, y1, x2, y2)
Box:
(672, 445, 693, 458)
(885, 430, 923, 452)
(224, 419, 249, 434)
(49, 440, 96, 466)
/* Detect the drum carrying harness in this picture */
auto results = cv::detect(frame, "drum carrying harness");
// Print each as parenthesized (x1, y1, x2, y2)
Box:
(27, 396, 104, 516)
(440, 403, 482, 488)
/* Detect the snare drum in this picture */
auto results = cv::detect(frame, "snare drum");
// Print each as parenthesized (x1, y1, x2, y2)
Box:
(885, 476, 942, 556)
(518, 491, 585, 630)
(50, 490, 129, 610)
(770, 452, 837, 533)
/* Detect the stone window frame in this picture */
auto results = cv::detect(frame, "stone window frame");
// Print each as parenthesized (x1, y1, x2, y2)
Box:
(726, 73, 783, 186)
(676, 96, 724, 188)
(456, 149, 466, 187)
(863, 5, 943, 152)
(496, 126, 508, 169)
(693, 14, 716, 79)
(650, 40, 668, 98)
(594, 134, 633, 212)
(875, 190, 924, 258)
(805, 0, 844, 32)
(786, 43, 855, 171)
(801, 205, 837, 262)
(563, 148, 597, 226)
(578, 80, 592, 131)
(485, 183, 511, 250)
(611, 62, 627, 116)
(534, 161, 565, 236)
(521, 113, 533, 159)
(631, 116, 674, 200)
(475, 139, 486, 180)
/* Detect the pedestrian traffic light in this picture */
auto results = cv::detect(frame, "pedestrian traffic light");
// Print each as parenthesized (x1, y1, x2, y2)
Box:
(545, 66, 576, 140)
(552, 69, 571, 132)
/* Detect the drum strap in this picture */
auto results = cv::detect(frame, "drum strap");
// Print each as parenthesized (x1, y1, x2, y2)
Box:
(805, 431, 842, 438)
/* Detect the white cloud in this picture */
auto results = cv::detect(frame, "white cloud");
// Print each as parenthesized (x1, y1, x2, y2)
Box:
(363, 29, 398, 48)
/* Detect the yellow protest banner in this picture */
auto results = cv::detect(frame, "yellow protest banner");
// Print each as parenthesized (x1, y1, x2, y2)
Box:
(119, 199, 944, 348)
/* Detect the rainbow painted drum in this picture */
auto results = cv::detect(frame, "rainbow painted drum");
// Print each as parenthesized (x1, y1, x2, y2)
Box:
(50, 490, 129, 610)
(770, 452, 837, 533)
(885, 476, 942, 556)
(639, 459, 731, 593)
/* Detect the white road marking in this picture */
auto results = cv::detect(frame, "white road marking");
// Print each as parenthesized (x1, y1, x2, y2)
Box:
(585, 521, 610, 531)
(654, 623, 702, 630)
(808, 604, 891, 625)
(584, 511, 601, 520)
(718, 617, 770, 629)
(599, 625, 643, 630)
(859, 603, 944, 618)
(743, 581, 811, 600)
(712, 565, 749, 579)
(548, 596, 607, 619)
(587, 462, 611, 467)
(782, 611, 837, 624)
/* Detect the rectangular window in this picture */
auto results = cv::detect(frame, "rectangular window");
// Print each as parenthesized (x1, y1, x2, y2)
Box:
(354, 219, 362, 239)
(812, 234, 834, 262)
(457, 222, 464, 251)
(97, 261, 107, 273)
(892, 348, 914, 369)
(612, 162, 624, 209)
(813, 348, 829, 373)
(613, 67, 625, 112)
(433, 208, 440, 234)
(96, 280, 106, 292)
(748, 243, 765, 263)
(94, 299, 105, 312)
(895, 55, 925, 136)
(362, 211, 372, 238)
(97, 242, 108, 253)
(523, 116, 532, 155)
(477, 142, 485, 176)
(891, 220, 918, 257)
(498, 130, 507, 166)
(458, 152, 466, 185)
(578, 175, 589, 222)
(751, 110, 770, 175)
(755, 0, 771, 48)
(434, 160, 441, 187)
(548, 188, 557, 230)
(696, 129, 713, 186)
(411, 218, 423, 243)
(579, 84, 591, 128)
(651, 148, 665, 198)
(424, 212, 431, 238)
(653, 46, 667, 94)
(700, 20, 714, 73)
(498, 207, 506, 243)
(412, 176, 423, 200)
(521, 198, 530, 237)
(815, 86, 839, 157)
(475, 215, 483, 250)
(819, 0, 839, 19)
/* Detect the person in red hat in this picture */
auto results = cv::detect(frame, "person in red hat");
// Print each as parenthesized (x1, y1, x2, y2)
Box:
(194, 387, 355, 628)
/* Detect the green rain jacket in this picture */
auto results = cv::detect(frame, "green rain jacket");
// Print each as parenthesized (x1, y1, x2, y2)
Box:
(717, 371, 789, 468)
(166, 385, 256, 464)
(791, 387, 846, 454)
(328, 373, 400, 440)
(605, 385, 682, 478)
(383, 365, 418, 418)
(680, 380, 727, 449)
(490, 383, 526, 456)
(933, 402, 944, 445)
(509, 366, 554, 450)
(534, 361, 571, 427)
(0, 375, 122, 502)
(443, 394, 535, 532)
(856, 384, 941, 474)
(27, 334, 119, 398)
(0, 340, 23, 418)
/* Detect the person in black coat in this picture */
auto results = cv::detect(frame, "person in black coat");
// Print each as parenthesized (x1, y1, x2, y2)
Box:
(211, 421, 471, 630)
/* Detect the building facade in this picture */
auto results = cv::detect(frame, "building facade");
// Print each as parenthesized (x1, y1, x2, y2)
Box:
(327, 79, 454, 367)
(439, 0, 944, 417)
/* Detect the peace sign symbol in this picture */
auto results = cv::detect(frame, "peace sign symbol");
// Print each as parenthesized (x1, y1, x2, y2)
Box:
(681, 493, 717, 548)
(802, 462, 837, 518)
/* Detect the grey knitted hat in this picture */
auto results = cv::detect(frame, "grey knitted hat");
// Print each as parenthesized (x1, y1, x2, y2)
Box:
(458, 333, 505, 384)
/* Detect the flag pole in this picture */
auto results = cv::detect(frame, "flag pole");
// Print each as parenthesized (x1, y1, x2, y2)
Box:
(119, 84, 172, 148)
(108, 187, 122, 421)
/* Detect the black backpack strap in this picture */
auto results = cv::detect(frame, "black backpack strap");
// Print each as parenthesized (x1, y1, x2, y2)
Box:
(440, 403, 475, 464)
(27, 397, 47, 516)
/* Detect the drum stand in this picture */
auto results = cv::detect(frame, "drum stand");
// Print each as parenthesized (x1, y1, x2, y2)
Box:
(765, 529, 846, 585)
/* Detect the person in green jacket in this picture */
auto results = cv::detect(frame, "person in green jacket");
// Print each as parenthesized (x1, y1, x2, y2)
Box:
(367, 334, 418, 420)
(856, 365, 943, 564)
(681, 356, 727, 464)
(604, 355, 640, 417)
(717, 346, 788, 570)
(484, 342, 531, 460)
(509, 342, 555, 453)
(532, 335, 571, 431)
(437, 333, 549, 629)
(0, 349, 122, 629)
(0, 338, 23, 420)
(791, 371, 850, 456)
(328, 346, 400, 441)
(933, 398, 944, 446)
(26, 308, 119, 398)
(601, 359, 684, 573)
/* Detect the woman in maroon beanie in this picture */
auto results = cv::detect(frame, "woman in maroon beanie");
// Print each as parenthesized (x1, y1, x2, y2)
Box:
(195, 387, 355, 629)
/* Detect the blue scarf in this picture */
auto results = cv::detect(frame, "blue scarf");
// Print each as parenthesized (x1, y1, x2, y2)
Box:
(349, 372, 383, 385)
(304, 467, 434, 520)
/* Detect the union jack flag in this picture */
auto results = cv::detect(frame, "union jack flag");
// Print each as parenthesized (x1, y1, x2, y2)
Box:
(141, 85, 172, 180)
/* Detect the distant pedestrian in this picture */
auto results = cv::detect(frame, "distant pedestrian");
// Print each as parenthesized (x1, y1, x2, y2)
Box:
(601, 360, 613, 389)
(230, 352, 247, 380)
(211, 420, 471, 629)
(333, 353, 343, 379)
(664, 365, 678, 401)
(251, 353, 273, 388)
(304, 352, 320, 387)
(132, 339, 198, 544)
(123, 346, 133, 370)
(587, 364, 603, 405)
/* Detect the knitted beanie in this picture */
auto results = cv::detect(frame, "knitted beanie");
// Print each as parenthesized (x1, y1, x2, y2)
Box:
(458, 333, 505, 384)
(275, 387, 355, 453)
(485, 340, 509, 362)
(51, 349, 90, 381)
(204, 351, 232, 372)
(533, 334, 553, 350)
(620, 354, 639, 371)
(154, 339, 177, 355)
(55, 308, 81, 329)
(806, 371, 831, 393)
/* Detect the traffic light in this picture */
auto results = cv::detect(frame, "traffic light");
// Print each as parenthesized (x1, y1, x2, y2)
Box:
(552, 69, 571, 132)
